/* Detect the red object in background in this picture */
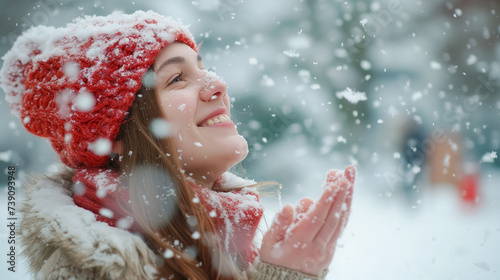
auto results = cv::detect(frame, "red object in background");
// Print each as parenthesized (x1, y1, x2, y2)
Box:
(459, 173, 479, 204)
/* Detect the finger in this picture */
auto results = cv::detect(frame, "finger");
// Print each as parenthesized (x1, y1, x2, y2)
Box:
(323, 169, 346, 192)
(296, 198, 314, 214)
(325, 169, 342, 185)
(294, 198, 314, 223)
(323, 212, 344, 259)
(344, 165, 356, 184)
(313, 179, 349, 246)
(327, 182, 353, 247)
(327, 208, 349, 249)
(263, 204, 294, 246)
(331, 167, 355, 240)
(293, 181, 341, 241)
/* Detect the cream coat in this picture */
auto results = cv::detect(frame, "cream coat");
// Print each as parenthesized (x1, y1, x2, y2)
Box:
(20, 173, 158, 280)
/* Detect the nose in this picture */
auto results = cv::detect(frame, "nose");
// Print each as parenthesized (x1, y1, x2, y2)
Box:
(198, 70, 227, 102)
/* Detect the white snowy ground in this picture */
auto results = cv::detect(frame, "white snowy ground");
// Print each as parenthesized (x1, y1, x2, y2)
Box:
(331, 167, 500, 280)
(1, 166, 499, 280)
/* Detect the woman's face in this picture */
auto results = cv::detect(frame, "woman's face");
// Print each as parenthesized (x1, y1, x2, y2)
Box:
(153, 42, 248, 187)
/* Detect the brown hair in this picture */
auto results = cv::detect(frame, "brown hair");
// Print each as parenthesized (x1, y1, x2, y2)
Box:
(109, 82, 246, 279)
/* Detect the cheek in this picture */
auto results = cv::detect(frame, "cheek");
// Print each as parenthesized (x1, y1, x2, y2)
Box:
(159, 95, 195, 124)
(158, 97, 174, 117)
(158, 95, 198, 155)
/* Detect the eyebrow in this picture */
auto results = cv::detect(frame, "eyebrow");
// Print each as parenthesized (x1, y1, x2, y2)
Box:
(156, 54, 203, 74)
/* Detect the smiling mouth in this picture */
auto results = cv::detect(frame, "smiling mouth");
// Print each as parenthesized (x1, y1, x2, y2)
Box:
(199, 114, 231, 127)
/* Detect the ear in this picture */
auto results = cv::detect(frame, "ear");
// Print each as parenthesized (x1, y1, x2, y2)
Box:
(113, 140, 124, 155)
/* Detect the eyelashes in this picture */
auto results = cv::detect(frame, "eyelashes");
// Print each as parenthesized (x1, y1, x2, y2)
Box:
(167, 72, 183, 86)
(164, 66, 214, 88)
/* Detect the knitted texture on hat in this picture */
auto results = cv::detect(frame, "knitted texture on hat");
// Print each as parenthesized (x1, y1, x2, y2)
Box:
(0, 10, 197, 168)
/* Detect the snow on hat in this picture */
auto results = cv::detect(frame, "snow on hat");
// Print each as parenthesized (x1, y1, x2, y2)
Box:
(0, 10, 197, 168)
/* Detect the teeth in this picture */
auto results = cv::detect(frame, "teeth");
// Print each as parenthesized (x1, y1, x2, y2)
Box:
(204, 114, 230, 127)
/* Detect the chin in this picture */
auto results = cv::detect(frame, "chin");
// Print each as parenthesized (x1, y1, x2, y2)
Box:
(222, 135, 249, 169)
(235, 135, 249, 161)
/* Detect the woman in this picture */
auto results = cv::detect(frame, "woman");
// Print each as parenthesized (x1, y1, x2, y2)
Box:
(1, 10, 355, 279)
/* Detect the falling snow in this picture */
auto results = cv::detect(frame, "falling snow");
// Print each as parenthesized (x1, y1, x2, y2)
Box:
(261, 75, 275, 87)
(88, 138, 112, 156)
(466, 55, 477, 65)
(481, 151, 497, 163)
(336, 88, 367, 104)
(150, 118, 172, 139)
(430, 61, 442, 70)
(191, 231, 201, 239)
(99, 208, 114, 219)
(62, 61, 80, 80)
(163, 249, 174, 259)
(74, 91, 95, 112)
(311, 84, 321, 90)
(360, 60, 371, 70)
(283, 49, 300, 58)
(0, 150, 13, 162)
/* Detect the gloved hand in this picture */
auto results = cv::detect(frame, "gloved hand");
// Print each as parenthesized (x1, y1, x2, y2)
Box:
(260, 166, 355, 276)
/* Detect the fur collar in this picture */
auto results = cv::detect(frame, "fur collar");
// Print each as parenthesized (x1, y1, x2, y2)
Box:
(20, 169, 258, 279)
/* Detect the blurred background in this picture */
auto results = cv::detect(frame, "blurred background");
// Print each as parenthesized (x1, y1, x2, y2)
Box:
(0, 0, 499, 279)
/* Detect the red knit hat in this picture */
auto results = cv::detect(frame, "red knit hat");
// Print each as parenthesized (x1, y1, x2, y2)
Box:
(1, 10, 197, 168)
